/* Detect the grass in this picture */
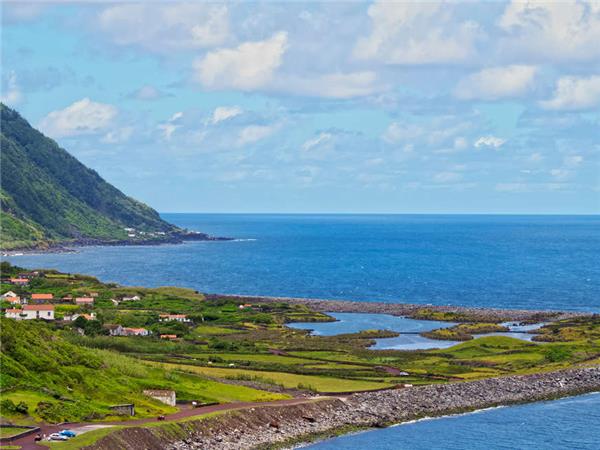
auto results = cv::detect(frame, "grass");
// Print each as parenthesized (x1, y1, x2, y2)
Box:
(0, 426, 32, 438)
(157, 362, 392, 392)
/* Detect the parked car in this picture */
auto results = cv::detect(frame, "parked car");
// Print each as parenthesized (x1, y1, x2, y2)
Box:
(49, 433, 69, 441)
(60, 429, 77, 437)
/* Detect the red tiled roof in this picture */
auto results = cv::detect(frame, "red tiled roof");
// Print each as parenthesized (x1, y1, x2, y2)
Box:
(10, 278, 28, 283)
(5, 308, 21, 314)
(160, 334, 177, 339)
(23, 304, 54, 311)
(32, 293, 54, 300)
(75, 297, 94, 303)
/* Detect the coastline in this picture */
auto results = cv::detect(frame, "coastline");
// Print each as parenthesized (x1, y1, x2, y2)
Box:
(205, 294, 589, 322)
(1, 231, 232, 256)
(84, 366, 600, 450)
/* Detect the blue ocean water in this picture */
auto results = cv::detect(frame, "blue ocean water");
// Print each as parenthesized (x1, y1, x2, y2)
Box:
(303, 393, 600, 450)
(5, 214, 599, 311)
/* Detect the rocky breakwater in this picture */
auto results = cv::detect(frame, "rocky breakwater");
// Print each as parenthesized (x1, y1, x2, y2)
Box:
(86, 367, 600, 450)
(206, 294, 587, 323)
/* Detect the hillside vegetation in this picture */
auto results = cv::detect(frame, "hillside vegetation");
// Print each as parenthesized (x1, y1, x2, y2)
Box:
(0, 319, 285, 424)
(0, 104, 179, 249)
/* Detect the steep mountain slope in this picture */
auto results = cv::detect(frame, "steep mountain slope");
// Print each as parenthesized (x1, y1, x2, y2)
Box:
(0, 104, 182, 249)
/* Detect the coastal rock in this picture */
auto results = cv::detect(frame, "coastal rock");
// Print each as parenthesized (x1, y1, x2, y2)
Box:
(86, 367, 600, 450)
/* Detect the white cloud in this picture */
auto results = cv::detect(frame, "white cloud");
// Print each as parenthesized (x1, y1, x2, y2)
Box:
(236, 125, 277, 147)
(475, 136, 506, 149)
(194, 32, 288, 90)
(97, 4, 229, 52)
(550, 169, 571, 180)
(211, 106, 243, 124)
(102, 126, 133, 144)
(302, 132, 332, 151)
(499, 0, 600, 62)
(453, 137, 469, 150)
(280, 71, 382, 99)
(540, 75, 600, 110)
(433, 171, 463, 183)
(158, 112, 184, 140)
(39, 98, 117, 138)
(454, 65, 537, 100)
(1, 71, 22, 106)
(354, 1, 480, 64)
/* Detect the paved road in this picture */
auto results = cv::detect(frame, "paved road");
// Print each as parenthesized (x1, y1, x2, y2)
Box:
(11, 397, 323, 450)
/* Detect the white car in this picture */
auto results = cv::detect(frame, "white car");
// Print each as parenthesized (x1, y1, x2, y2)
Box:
(49, 433, 69, 441)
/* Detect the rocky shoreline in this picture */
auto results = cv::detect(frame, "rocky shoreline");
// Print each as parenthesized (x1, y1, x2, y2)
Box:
(206, 294, 588, 323)
(86, 366, 600, 450)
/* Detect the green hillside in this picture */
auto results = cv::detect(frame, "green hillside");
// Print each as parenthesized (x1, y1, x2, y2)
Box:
(0, 318, 286, 424)
(0, 104, 180, 250)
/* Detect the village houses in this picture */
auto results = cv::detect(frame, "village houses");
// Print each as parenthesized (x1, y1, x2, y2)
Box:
(5, 304, 55, 320)
(9, 278, 29, 286)
(64, 312, 97, 321)
(75, 297, 94, 306)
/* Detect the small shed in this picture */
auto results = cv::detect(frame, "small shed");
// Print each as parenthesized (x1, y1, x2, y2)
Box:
(109, 404, 135, 416)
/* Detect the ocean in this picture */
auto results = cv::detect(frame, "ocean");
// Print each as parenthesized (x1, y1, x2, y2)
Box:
(303, 393, 600, 449)
(6, 214, 599, 311)
(4, 214, 599, 449)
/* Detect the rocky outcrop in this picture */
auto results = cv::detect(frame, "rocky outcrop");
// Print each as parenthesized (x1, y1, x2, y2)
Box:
(86, 367, 600, 450)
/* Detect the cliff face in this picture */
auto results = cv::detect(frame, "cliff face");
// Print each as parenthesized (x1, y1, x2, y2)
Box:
(86, 367, 600, 450)
(0, 104, 179, 250)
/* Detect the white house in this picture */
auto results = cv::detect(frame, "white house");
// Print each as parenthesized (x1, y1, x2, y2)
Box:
(5, 305, 54, 320)
(64, 312, 97, 321)
(122, 295, 141, 302)
(159, 314, 191, 323)
(2, 291, 19, 298)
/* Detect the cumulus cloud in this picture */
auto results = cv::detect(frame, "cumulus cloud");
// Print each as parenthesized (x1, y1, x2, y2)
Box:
(1, 71, 22, 106)
(194, 32, 288, 90)
(454, 65, 537, 100)
(39, 98, 117, 138)
(236, 125, 277, 147)
(211, 106, 243, 124)
(382, 123, 423, 144)
(540, 75, 600, 110)
(354, 1, 481, 64)
(499, 0, 600, 62)
(97, 4, 229, 52)
(474, 136, 506, 149)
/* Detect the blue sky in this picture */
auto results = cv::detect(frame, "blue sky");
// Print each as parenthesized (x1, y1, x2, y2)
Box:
(2, 1, 599, 214)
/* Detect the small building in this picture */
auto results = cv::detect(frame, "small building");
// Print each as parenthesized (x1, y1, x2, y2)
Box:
(75, 297, 94, 306)
(89, 292, 99, 298)
(1, 291, 19, 298)
(122, 327, 150, 336)
(31, 293, 54, 303)
(104, 324, 125, 336)
(64, 312, 97, 321)
(159, 314, 191, 323)
(6, 304, 54, 320)
(143, 389, 176, 406)
(121, 295, 141, 302)
(109, 404, 135, 416)
(238, 303, 253, 310)
(9, 278, 29, 286)
(160, 334, 178, 340)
